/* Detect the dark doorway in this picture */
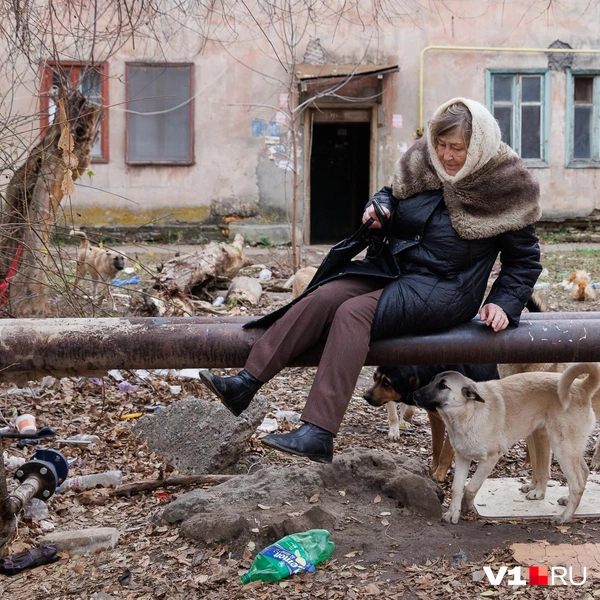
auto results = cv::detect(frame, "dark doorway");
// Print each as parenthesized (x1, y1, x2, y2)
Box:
(310, 122, 371, 244)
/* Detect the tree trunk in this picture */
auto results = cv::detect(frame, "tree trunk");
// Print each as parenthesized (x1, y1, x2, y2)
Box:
(0, 89, 103, 317)
(150, 235, 254, 315)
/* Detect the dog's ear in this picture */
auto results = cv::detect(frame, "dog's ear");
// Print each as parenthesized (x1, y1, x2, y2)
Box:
(462, 384, 485, 403)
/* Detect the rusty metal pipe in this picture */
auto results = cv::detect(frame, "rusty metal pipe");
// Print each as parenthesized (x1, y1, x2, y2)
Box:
(1, 315, 600, 382)
(2, 477, 43, 519)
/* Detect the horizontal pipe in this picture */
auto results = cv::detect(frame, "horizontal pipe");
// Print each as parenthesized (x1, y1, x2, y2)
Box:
(1, 314, 600, 382)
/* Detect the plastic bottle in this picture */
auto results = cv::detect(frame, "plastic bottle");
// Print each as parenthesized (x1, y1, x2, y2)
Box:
(58, 470, 122, 492)
(62, 434, 101, 445)
(240, 529, 335, 584)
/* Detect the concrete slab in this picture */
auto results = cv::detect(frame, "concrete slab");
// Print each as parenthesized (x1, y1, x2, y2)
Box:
(474, 475, 600, 520)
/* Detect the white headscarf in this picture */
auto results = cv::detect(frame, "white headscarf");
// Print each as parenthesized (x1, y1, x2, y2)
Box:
(426, 97, 502, 184)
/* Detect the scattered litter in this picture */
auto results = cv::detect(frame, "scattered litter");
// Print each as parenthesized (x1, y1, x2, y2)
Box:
(118, 381, 139, 393)
(257, 417, 278, 433)
(40, 376, 58, 389)
(258, 268, 272, 280)
(212, 296, 226, 307)
(57, 434, 101, 446)
(240, 529, 335, 584)
(59, 470, 123, 493)
(143, 405, 163, 413)
(24, 497, 50, 520)
(108, 370, 125, 381)
(123, 267, 136, 274)
(133, 370, 153, 380)
(169, 385, 182, 395)
(451, 549, 468, 567)
(119, 413, 143, 420)
(274, 410, 300, 423)
(129, 368, 203, 380)
(3, 451, 26, 470)
(0, 544, 60, 575)
(534, 282, 550, 289)
(112, 274, 141, 286)
(170, 369, 201, 379)
(15, 413, 36, 435)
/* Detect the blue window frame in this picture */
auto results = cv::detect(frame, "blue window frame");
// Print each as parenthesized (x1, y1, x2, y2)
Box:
(486, 70, 550, 167)
(566, 72, 600, 167)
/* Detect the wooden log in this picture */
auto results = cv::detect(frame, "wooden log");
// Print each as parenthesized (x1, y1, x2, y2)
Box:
(153, 234, 253, 295)
(112, 474, 237, 497)
(148, 235, 256, 316)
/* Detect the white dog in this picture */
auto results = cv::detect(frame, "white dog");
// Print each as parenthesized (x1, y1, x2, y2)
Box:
(412, 363, 600, 525)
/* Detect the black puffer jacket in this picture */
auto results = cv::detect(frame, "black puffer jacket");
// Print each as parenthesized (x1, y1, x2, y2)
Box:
(246, 186, 542, 340)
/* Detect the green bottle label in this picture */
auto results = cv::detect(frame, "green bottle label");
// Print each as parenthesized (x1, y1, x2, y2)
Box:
(261, 542, 315, 575)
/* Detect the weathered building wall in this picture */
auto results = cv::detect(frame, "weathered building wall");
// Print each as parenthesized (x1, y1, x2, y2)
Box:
(2, 1, 600, 241)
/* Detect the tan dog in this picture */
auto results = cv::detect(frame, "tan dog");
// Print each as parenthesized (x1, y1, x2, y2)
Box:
(363, 364, 499, 481)
(566, 270, 596, 301)
(412, 363, 600, 524)
(287, 266, 318, 299)
(499, 292, 600, 472)
(70, 230, 125, 308)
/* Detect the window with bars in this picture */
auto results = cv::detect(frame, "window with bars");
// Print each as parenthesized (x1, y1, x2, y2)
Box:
(487, 71, 550, 165)
(126, 64, 194, 165)
(567, 73, 600, 166)
(40, 63, 109, 162)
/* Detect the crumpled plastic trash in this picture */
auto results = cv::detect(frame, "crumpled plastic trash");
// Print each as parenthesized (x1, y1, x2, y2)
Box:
(258, 268, 272, 280)
(112, 274, 141, 287)
(118, 381, 139, 393)
(3, 451, 26, 470)
(274, 410, 300, 423)
(257, 417, 278, 433)
(0, 544, 60, 575)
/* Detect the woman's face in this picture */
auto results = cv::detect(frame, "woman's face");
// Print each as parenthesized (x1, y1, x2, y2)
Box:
(435, 130, 468, 176)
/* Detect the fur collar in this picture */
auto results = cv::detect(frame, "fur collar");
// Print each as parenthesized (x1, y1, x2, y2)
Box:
(392, 136, 541, 240)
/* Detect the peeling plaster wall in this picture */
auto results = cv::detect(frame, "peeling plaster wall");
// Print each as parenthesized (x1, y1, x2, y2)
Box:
(2, 1, 600, 233)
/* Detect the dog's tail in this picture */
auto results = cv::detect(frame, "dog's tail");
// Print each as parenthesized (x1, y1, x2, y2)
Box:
(525, 291, 548, 313)
(558, 362, 600, 409)
(69, 229, 89, 248)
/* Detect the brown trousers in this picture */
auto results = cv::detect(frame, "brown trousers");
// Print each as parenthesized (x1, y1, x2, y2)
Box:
(245, 277, 385, 435)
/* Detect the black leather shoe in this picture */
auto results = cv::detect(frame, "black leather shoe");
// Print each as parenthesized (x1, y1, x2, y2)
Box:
(261, 423, 333, 463)
(199, 369, 263, 416)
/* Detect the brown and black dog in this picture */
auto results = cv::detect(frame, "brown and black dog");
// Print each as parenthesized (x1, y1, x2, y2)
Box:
(363, 363, 499, 481)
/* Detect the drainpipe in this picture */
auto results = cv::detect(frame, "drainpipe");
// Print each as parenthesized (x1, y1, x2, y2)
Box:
(417, 45, 600, 137)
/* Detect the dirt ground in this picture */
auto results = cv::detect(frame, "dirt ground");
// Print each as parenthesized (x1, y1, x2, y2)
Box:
(1, 238, 600, 599)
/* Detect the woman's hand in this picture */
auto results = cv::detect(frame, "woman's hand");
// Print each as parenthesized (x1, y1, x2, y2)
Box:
(479, 303, 509, 332)
(362, 204, 390, 229)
